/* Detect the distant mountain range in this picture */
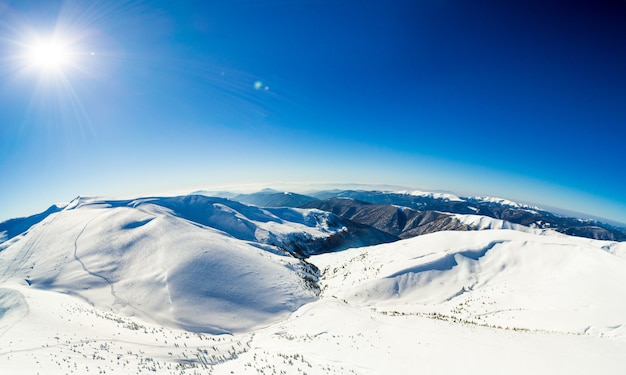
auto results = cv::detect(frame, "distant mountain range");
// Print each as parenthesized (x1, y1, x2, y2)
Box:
(3, 189, 624, 254)
(301, 197, 536, 239)
(221, 188, 626, 242)
(232, 188, 318, 209)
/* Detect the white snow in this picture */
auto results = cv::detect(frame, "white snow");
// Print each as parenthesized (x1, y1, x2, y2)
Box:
(604, 241, 626, 259)
(398, 189, 464, 201)
(313, 230, 626, 336)
(0, 196, 335, 334)
(453, 213, 554, 234)
(1, 195, 625, 374)
(396, 189, 542, 211)
(471, 195, 541, 210)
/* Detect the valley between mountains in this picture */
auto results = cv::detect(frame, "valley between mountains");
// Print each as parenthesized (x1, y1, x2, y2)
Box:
(1, 190, 625, 374)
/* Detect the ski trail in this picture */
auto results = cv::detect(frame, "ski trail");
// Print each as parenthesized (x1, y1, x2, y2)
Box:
(72, 215, 121, 306)
(72, 213, 161, 324)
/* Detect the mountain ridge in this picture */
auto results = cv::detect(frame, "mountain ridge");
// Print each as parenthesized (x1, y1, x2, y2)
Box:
(304, 190, 626, 241)
(3, 189, 624, 247)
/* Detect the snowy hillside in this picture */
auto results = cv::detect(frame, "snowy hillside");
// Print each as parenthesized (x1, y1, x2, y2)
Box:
(452, 213, 545, 233)
(1, 194, 625, 374)
(0, 195, 367, 334)
(314, 230, 626, 336)
(303, 196, 550, 239)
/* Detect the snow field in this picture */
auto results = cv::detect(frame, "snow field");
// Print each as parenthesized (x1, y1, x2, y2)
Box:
(1, 195, 625, 374)
(0, 197, 325, 333)
(313, 230, 626, 336)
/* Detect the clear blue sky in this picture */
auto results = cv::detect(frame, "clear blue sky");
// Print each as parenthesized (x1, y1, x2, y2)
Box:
(1, 0, 625, 225)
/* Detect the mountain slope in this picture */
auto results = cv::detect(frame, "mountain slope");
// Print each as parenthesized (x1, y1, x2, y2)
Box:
(0, 195, 395, 257)
(309, 190, 626, 241)
(0, 195, 393, 334)
(232, 189, 319, 208)
(0, 203, 64, 248)
(313, 229, 626, 335)
(301, 197, 538, 239)
(0, 196, 333, 333)
(1, 198, 625, 374)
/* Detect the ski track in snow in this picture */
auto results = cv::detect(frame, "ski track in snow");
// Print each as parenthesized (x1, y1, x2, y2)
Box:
(72, 213, 119, 303)
(70, 209, 183, 326)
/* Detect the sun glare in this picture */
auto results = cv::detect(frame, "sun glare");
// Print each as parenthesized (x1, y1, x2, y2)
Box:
(26, 38, 72, 71)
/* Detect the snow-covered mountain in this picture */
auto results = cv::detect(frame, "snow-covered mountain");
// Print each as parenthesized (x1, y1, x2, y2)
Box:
(315, 230, 626, 335)
(189, 188, 626, 241)
(231, 188, 319, 208)
(0, 195, 395, 334)
(302, 196, 545, 239)
(307, 189, 626, 241)
(1, 192, 625, 374)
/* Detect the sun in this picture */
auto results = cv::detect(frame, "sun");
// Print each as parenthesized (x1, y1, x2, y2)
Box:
(25, 37, 73, 71)
(11, 30, 93, 127)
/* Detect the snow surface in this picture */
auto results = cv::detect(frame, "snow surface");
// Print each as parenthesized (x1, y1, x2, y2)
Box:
(398, 189, 464, 201)
(1, 195, 625, 374)
(394, 189, 542, 210)
(469, 195, 539, 208)
(314, 230, 626, 336)
(452, 213, 553, 234)
(0, 196, 337, 334)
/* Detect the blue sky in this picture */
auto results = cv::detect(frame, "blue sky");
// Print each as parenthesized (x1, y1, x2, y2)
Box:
(1, 0, 625, 225)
